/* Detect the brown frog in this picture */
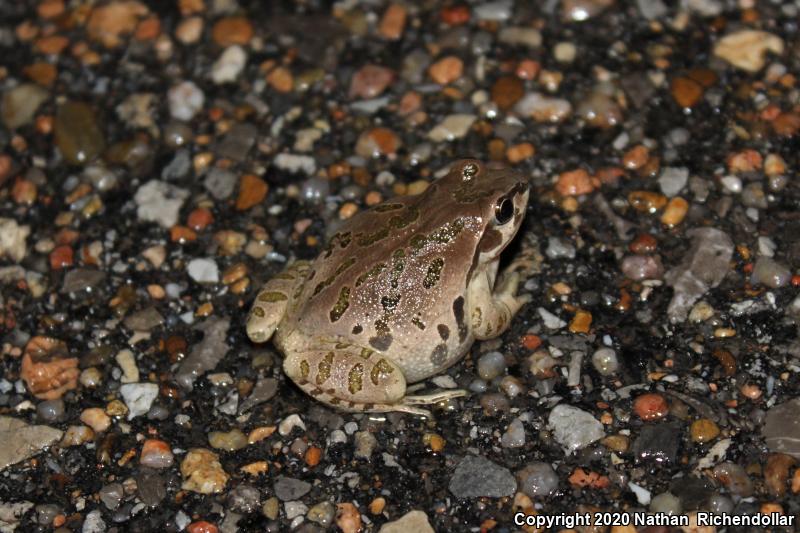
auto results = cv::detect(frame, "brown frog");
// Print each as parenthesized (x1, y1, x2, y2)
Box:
(246, 159, 530, 415)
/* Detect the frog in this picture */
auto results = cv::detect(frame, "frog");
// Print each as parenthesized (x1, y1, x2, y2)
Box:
(246, 159, 531, 415)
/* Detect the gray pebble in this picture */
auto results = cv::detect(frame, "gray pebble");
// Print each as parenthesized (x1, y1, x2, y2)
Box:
(274, 476, 311, 501)
(751, 257, 791, 288)
(228, 484, 262, 513)
(99, 482, 124, 510)
(591, 347, 619, 376)
(37, 399, 65, 423)
(477, 351, 506, 381)
(516, 462, 559, 497)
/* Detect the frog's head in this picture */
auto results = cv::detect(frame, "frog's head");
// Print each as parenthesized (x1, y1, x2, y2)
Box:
(443, 159, 530, 262)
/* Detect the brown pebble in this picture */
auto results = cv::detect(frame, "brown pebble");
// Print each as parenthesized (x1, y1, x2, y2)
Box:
(379, 4, 406, 40)
(266, 66, 293, 93)
(633, 393, 669, 421)
(21, 336, 79, 400)
(211, 16, 253, 47)
(38, 0, 65, 19)
(336, 502, 362, 533)
(727, 149, 762, 173)
(628, 191, 667, 213)
(87, 1, 149, 48)
(354, 127, 400, 158)
(772, 112, 800, 136)
(187, 207, 213, 231)
(569, 309, 592, 334)
(24, 62, 57, 87)
(49, 245, 73, 270)
(670, 77, 704, 108)
(556, 169, 595, 196)
(12, 178, 37, 205)
(622, 145, 649, 170)
(690, 418, 720, 443)
(660, 197, 689, 226)
(35, 35, 69, 55)
(506, 142, 535, 163)
(369, 497, 386, 515)
(712, 348, 736, 376)
(428, 56, 463, 85)
(764, 453, 795, 497)
(629, 234, 657, 254)
(236, 174, 268, 211)
(491, 76, 524, 110)
(349, 65, 395, 100)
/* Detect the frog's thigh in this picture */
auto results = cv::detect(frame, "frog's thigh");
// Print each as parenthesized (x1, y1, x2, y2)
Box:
(246, 262, 309, 343)
(283, 348, 407, 409)
(469, 270, 530, 340)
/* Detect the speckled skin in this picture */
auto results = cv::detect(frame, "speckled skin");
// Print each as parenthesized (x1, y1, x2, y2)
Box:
(247, 159, 530, 415)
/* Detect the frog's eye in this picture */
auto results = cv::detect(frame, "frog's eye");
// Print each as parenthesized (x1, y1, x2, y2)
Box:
(494, 197, 514, 225)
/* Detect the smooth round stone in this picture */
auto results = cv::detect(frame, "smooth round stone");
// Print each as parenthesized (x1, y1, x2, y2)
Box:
(300, 177, 330, 204)
(690, 418, 720, 443)
(307, 501, 335, 526)
(650, 491, 681, 515)
(163, 122, 194, 148)
(554, 42, 577, 63)
(55, 101, 106, 165)
(208, 429, 248, 451)
(99, 483, 124, 510)
(168, 81, 204, 121)
(751, 257, 791, 288)
(500, 418, 526, 448)
(706, 493, 734, 513)
(712, 462, 753, 497)
(620, 254, 663, 281)
(591, 348, 619, 376)
(477, 351, 506, 381)
(479, 392, 510, 415)
(37, 398, 65, 423)
(516, 462, 559, 497)
(35, 504, 61, 526)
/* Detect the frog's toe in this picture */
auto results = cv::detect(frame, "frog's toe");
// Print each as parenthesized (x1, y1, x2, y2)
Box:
(403, 389, 468, 405)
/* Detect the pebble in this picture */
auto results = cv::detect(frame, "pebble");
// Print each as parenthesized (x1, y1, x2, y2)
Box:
(187, 258, 219, 284)
(236, 174, 268, 210)
(591, 347, 619, 375)
(428, 56, 463, 85)
(498, 27, 542, 48)
(379, 510, 434, 533)
(36, 399, 65, 423)
(750, 257, 791, 288)
(664, 228, 733, 322)
(474, 0, 512, 21)
(514, 93, 572, 123)
(119, 382, 159, 419)
(661, 197, 689, 226)
(649, 491, 681, 515)
(21, 337, 79, 400)
(355, 127, 401, 158)
(713, 30, 784, 72)
(762, 398, 800, 458)
(690, 418, 720, 443)
(427, 114, 476, 142)
(562, 0, 613, 20)
(712, 462, 753, 497)
(134, 180, 190, 228)
(80, 408, 111, 433)
(274, 153, 316, 174)
(658, 167, 688, 197)
(60, 425, 95, 446)
(576, 90, 623, 128)
(278, 414, 305, 436)
(548, 404, 605, 454)
(0, 416, 62, 470)
(180, 448, 229, 494)
(556, 168, 594, 196)
(284, 501, 307, 520)
(501, 418, 526, 448)
(2, 83, 49, 129)
(671, 77, 703, 108)
(449, 455, 516, 498)
(211, 45, 247, 84)
(99, 483, 124, 510)
(307, 501, 335, 527)
(211, 16, 252, 46)
(632, 422, 680, 464)
(168, 81, 204, 121)
(621, 255, 663, 281)
(633, 393, 669, 421)
(175, 16, 203, 44)
(349, 65, 394, 99)
(55, 101, 106, 165)
(354, 431, 378, 458)
(379, 4, 407, 40)
(228, 484, 261, 513)
(553, 42, 576, 63)
(516, 462, 559, 497)
(476, 351, 506, 381)
(491, 76, 524, 110)
(0, 218, 31, 262)
(335, 503, 361, 533)
(208, 429, 248, 451)
(86, 0, 148, 48)
(82, 509, 106, 533)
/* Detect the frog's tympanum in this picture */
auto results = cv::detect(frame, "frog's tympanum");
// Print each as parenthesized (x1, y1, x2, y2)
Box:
(247, 159, 530, 415)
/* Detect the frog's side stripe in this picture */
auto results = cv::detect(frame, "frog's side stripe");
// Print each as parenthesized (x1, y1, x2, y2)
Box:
(348, 363, 364, 394)
(430, 343, 448, 366)
(312, 256, 356, 296)
(453, 296, 467, 342)
(329, 286, 351, 322)
(316, 351, 334, 385)
(371, 358, 394, 385)
(422, 258, 445, 289)
(258, 291, 288, 302)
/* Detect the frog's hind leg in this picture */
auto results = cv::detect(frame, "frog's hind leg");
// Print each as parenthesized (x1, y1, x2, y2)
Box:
(283, 347, 447, 416)
(246, 261, 310, 343)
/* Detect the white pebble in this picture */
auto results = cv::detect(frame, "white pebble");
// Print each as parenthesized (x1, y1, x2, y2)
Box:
(187, 258, 219, 284)
(168, 81, 204, 121)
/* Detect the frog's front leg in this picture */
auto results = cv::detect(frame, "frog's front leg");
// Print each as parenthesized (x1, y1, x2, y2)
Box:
(283, 348, 444, 416)
(246, 261, 310, 343)
(469, 267, 531, 340)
